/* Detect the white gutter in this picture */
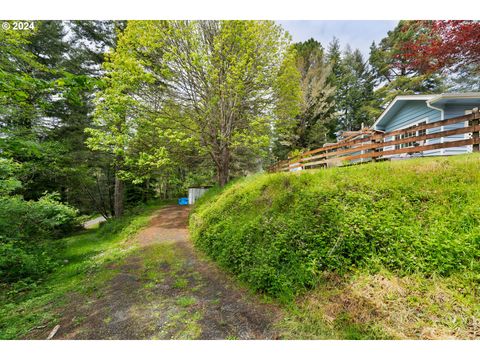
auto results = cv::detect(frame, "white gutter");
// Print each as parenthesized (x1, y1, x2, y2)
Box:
(426, 99, 445, 154)
(429, 92, 480, 104)
(426, 99, 444, 119)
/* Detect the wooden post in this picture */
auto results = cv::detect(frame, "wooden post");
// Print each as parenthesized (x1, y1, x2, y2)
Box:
(470, 108, 479, 152)
(371, 135, 382, 162)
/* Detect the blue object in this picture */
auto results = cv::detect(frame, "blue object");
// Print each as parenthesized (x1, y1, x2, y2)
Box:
(178, 197, 189, 205)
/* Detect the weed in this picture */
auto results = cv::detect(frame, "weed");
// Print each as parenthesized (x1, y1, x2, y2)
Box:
(277, 271, 480, 339)
(211, 298, 221, 305)
(173, 278, 189, 289)
(176, 296, 197, 307)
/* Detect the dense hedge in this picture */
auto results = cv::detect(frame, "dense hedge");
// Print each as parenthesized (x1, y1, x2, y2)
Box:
(190, 155, 480, 300)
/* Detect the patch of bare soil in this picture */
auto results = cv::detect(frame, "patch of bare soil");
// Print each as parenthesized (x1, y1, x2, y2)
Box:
(38, 205, 280, 340)
(136, 205, 190, 246)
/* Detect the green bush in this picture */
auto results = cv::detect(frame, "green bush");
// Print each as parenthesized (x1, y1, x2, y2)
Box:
(0, 193, 79, 283)
(190, 155, 480, 300)
(0, 242, 55, 283)
(1, 158, 80, 283)
(0, 193, 79, 242)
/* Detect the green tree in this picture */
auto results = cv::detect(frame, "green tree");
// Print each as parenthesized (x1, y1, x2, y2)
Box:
(369, 21, 445, 107)
(335, 47, 377, 131)
(273, 39, 336, 159)
(295, 39, 336, 148)
(1, 21, 122, 216)
(88, 20, 300, 194)
(85, 21, 181, 216)
(326, 37, 343, 88)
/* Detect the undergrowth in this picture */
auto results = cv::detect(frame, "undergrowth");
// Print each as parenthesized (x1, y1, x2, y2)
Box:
(0, 200, 171, 339)
(190, 154, 480, 302)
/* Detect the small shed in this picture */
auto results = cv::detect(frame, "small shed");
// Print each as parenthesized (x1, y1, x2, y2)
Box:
(188, 186, 211, 205)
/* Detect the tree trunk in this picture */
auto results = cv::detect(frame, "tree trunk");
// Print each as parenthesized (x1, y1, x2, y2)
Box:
(107, 165, 115, 217)
(144, 179, 150, 203)
(114, 174, 124, 218)
(216, 164, 229, 187)
(216, 147, 230, 187)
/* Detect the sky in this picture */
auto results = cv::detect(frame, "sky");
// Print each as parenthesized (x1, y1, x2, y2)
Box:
(277, 20, 399, 58)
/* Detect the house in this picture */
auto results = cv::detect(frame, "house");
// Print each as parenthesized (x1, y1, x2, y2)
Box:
(278, 92, 480, 173)
(372, 93, 480, 157)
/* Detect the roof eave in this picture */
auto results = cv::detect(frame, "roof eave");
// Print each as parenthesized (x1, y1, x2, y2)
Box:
(429, 92, 480, 105)
(372, 95, 437, 130)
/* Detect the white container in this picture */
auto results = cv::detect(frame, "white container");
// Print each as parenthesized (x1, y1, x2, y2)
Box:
(188, 187, 210, 205)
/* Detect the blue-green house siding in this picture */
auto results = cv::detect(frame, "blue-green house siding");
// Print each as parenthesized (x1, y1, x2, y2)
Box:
(379, 101, 440, 132)
(376, 101, 441, 157)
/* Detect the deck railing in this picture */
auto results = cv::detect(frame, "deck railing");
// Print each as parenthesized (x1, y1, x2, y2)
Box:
(269, 108, 480, 172)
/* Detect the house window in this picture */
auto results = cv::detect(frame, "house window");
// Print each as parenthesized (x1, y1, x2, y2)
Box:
(394, 132, 415, 149)
(418, 121, 426, 137)
(395, 121, 427, 150)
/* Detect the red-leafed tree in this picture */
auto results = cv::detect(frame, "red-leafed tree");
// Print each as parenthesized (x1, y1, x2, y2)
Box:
(369, 21, 445, 107)
(401, 20, 480, 74)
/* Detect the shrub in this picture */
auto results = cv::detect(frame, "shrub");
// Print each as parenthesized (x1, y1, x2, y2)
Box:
(0, 193, 79, 283)
(190, 155, 480, 300)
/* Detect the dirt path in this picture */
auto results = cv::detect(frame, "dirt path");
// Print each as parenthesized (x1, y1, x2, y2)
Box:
(83, 215, 107, 229)
(51, 205, 281, 339)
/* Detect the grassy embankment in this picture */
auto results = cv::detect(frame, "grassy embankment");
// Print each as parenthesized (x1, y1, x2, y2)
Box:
(190, 154, 480, 339)
(0, 200, 172, 339)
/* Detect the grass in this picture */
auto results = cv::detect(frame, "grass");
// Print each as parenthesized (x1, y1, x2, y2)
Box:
(191, 154, 480, 339)
(174, 278, 189, 289)
(176, 296, 197, 307)
(170, 310, 202, 339)
(0, 200, 172, 340)
(278, 270, 480, 339)
(140, 242, 185, 288)
(131, 242, 205, 339)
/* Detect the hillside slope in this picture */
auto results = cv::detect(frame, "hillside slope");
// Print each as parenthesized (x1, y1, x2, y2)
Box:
(190, 154, 480, 338)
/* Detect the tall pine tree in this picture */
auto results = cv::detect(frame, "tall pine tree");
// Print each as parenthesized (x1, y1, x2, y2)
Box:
(335, 47, 377, 131)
